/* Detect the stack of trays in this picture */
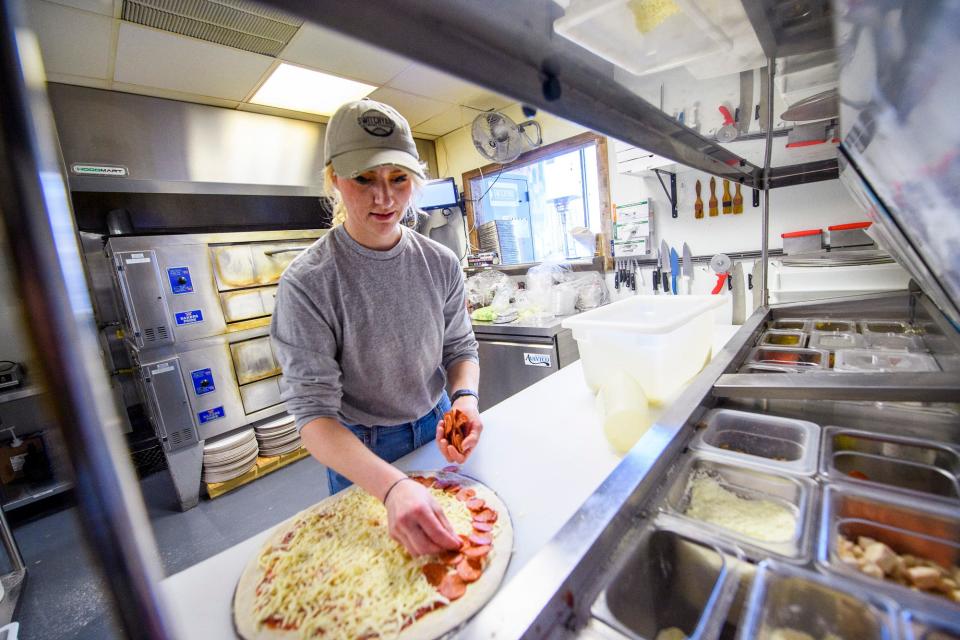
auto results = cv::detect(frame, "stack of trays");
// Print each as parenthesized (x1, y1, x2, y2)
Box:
(202, 429, 259, 484)
(255, 415, 301, 457)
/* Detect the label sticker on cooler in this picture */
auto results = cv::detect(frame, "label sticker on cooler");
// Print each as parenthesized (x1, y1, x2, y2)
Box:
(197, 406, 225, 424)
(167, 266, 194, 294)
(190, 368, 215, 395)
(174, 309, 203, 325)
(523, 353, 552, 367)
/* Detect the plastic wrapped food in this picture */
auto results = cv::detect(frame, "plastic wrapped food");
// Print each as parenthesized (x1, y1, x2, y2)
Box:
(574, 272, 609, 310)
(465, 269, 511, 310)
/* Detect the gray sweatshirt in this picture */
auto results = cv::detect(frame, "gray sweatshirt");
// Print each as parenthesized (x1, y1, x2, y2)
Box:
(270, 224, 478, 429)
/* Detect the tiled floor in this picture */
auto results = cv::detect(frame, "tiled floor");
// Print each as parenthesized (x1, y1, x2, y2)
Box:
(11, 456, 331, 639)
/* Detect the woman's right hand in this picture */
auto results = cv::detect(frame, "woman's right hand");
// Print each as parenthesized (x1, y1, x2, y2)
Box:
(384, 479, 462, 556)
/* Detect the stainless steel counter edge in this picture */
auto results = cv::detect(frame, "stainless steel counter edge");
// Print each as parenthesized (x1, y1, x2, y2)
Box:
(460, 309, 770, 638)
(471, 319, 571, 338)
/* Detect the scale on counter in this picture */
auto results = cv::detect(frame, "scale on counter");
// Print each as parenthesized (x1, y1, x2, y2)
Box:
(0, 363, 23, 390)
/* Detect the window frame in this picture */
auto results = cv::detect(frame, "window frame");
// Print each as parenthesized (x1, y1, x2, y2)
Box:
(461, 131, 611, 265)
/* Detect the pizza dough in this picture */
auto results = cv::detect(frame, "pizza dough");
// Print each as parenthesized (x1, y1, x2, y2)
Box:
(233, 471, 513, 640)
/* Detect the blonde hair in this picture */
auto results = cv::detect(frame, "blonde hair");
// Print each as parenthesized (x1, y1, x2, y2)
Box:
(323, 164, 427, 227)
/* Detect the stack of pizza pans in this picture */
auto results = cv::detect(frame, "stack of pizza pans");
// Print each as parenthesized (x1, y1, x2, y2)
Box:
(255, 415, 301, 457)
(202, 428, 259, 484)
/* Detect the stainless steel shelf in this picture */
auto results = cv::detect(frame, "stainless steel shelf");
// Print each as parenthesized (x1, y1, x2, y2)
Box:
(1, 478, 72, 511)
(0, 384, 42, 405)
(713, 372, 960, 402)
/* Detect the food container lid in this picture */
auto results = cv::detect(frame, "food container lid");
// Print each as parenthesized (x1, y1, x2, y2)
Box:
(562, 294, 725, 335)
(863, 333, 926, 352)
(808, 331, 864, 351)
(834, 349, 939, 372)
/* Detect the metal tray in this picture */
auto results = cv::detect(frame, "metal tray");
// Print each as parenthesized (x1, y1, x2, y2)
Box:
(810, 318, 858, 333)
(590, 525, 739, 640)
(691, 409, 820, 476)
(661, 455, 817, 562)
(820, 427, 960, 502)
(737, 363, 800, 374)
(745, 346, 829, 370)
(768, 318, 812, 332)
(758, 330, 808, 348)
(737, 560, 899, 640)
(817, 484, 960, 611)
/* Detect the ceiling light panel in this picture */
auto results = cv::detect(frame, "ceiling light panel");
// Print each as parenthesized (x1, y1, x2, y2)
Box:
(250, 64, 376, 116)
(122, 0, 303, 57)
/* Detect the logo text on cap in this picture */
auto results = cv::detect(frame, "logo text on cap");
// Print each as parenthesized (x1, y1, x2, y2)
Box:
(358, 109, 395, 137)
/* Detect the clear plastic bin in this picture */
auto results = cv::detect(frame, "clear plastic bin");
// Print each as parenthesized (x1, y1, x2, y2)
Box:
(691, 409, 820, 476)
(738, 560, 899, 640)
(759, 330, 808, 348)
(834, 349, 939, 373)
(818, 484, 960, 610)
(820, 427, 960, 502)
(562, 295, 725, 403)
(662, 455, 816, 561)
(553, 0, 732, 77)
(808, 331, 864, 351)
(769, 318, 812, 332)
(811, 318, 858, 333)
(591, 526, 739, 640)
(746, 346, 829, 370)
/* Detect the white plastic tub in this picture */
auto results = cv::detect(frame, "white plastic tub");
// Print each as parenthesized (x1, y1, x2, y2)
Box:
(562, 295, 725, 403)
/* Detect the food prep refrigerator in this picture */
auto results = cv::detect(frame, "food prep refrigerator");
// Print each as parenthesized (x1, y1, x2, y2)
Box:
(462, 289, 960, 640)
(471, 317, 579, 411)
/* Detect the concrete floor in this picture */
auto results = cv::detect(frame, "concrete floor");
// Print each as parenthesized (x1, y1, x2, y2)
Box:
(10, 456, 331, 640)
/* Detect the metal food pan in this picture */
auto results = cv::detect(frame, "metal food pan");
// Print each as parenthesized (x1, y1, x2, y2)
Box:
(758, 330, 808, 348)
(901, 607, 960, 640)
(818, 484, 960, 610)
(737, 363, 799, 374)
(661, 455, 816, 562)
(590, 525, 739, 640)
(738, 560, 899, 640)
(811, 318, 858, 333)
(692, 409, 820, 476)
(768, 318, 812, 332)
(861, 319, 914, 335)
(821, 427, 960, 502)
(746, 346, 829, 370)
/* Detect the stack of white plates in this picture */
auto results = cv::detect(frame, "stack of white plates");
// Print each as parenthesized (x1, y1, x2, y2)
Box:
(255, 415, 302, 457)
(202, 428, 258, 483)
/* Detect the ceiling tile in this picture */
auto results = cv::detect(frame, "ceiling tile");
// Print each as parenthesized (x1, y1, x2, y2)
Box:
(385, 61, 513, 110)
(367, 87, 451, 128)
(414, 105, 475, 137)
(110, 82, 241, 109)
(279, 22, 410, 86)
(44, 0, 115, 17)
(46, 72, 111, 90)
(114, 23, 273, 101)
(25, 1, 114, 80)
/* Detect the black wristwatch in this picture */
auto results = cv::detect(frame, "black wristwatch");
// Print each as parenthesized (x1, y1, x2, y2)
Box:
(450, 389, 479, 404)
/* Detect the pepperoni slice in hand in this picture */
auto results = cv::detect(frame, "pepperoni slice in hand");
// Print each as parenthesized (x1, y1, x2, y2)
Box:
(473, 509, 498, 523)
(466, 498, 485, 512)
(440, 550, 464, 566)
(438, 573, 467, 601)
(472, 521, 493, 533)
(468, 534, 492, 546)
(463, 545, 491, 558)
(422, 563, 448, 587)
(456, 558, 482, 583)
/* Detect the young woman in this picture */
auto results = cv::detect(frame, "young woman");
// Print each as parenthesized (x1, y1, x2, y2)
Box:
(271, 99, 482, 557)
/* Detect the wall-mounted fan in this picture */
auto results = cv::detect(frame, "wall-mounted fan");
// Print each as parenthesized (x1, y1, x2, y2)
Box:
(471, 112, 543, 163)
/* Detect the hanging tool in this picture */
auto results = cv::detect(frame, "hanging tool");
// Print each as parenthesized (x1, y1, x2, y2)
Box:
(660, 239, 671, 294)
(732, 262, 746, 324)
(614, 259, 620, 291)
(733, 183, 744, 214)
(710, 254, 732, 294)
(722, 179, 732, 214)
(669, 246, 680, 295)
(738, 70, 753, 136)
(681, 243, 693, 294)
(694, 180, 703, 219)
(717, 106, 737, 142)
(653, 247, 663, 295)
(708, 177, 718, 216)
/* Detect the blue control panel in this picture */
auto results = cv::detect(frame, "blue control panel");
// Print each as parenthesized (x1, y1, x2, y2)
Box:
(174, 309, 203, 325)
(167, 266, 193, 294)
(190, 368, 215, 396)
(197, 406, 225, 424)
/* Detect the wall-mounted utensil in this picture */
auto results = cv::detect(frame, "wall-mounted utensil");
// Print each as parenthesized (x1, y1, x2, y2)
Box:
(733, 183, 743, 214)
(717, 105, 737, 142)
(694, 180, 704, 219)
(708, 177, 718, 216)
(722, 179, 732, 214)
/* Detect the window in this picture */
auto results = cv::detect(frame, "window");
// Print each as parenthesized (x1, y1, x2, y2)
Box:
(462, 133, 610, 265)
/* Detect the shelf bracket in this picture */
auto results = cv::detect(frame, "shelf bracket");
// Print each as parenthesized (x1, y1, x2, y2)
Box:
(652, 169, 678, 219)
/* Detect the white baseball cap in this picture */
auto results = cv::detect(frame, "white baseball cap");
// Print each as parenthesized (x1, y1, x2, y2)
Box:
(324, 99, 424, 179)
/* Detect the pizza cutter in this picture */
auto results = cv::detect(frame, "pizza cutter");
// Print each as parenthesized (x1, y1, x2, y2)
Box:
(710, 253, 732, 294)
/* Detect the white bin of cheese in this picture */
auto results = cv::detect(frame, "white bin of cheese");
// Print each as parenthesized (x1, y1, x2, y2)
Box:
(562, 295, 726, 404)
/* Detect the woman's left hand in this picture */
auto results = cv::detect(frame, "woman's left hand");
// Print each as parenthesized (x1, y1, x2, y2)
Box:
(436, 397, 483, 464)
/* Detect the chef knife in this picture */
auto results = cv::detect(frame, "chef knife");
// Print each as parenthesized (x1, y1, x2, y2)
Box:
(681, 242, 693, 294)
(669, 247, 680, 295)
(653, 246, 662, 295)
(660, 239, 671, 294)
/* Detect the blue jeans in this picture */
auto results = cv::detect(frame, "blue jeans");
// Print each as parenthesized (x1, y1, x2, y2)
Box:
(326, 392, 451, 495)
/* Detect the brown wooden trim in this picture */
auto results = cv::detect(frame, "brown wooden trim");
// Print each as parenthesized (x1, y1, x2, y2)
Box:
(461, 132, 610, 261)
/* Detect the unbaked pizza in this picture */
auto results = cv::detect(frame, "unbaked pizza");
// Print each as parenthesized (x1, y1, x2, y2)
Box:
(233, 470, 512, 639)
